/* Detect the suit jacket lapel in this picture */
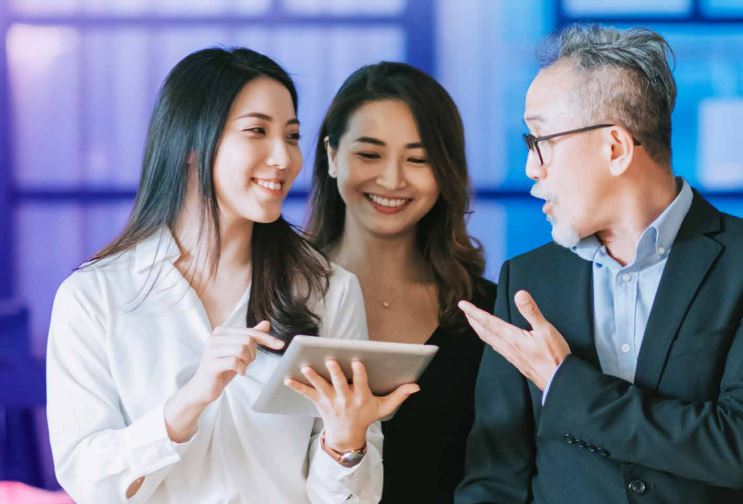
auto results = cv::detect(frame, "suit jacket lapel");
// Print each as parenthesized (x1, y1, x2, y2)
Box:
(634, 192, 722, 390)
(554, 249, 600, 368)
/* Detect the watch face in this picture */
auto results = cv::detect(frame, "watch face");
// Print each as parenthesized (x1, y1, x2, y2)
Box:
(339, 451, 365, 468)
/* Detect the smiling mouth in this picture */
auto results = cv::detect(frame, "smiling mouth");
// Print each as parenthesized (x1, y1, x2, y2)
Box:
(252, 178, 283, 192)
(365, 193, 412, 209)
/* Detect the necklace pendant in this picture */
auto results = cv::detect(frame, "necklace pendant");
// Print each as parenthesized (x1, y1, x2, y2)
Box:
(382, 301, 390, 308)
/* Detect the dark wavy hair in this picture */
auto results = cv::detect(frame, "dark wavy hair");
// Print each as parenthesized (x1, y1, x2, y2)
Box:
(306, 62, 484, 332)
(88, 47, 330, 349)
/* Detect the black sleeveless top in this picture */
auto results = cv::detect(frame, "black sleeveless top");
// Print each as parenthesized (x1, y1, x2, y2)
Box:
(380, 277, 497, 503)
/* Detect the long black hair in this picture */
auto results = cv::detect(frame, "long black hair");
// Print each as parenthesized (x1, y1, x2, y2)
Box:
(307, 62, 484, 332)
(89, 47, 330, 348)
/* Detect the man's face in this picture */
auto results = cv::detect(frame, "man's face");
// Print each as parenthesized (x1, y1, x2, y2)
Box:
(523, 63, 614, 248)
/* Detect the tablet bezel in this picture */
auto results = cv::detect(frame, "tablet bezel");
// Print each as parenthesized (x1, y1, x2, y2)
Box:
(252, 335, 439, 417)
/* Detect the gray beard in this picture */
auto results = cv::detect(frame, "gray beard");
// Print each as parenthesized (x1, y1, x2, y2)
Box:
(547, 214, 581, 248)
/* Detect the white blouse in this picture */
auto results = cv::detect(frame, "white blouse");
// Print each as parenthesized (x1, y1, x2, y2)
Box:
(46, 228, 383, 504)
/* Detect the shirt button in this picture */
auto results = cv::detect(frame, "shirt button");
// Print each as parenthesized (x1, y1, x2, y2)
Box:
(621, 343, 631, 353)
(621, 273, 631, 283)
(627, 479, 648, 495)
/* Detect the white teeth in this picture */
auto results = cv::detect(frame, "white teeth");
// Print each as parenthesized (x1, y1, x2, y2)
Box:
(367, 193, 409, 208)
(255, 179, 282, 191)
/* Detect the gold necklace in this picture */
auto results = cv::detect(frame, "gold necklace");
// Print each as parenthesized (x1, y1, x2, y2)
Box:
(363, 281, 436, 310)
(364, 286, 399, 309)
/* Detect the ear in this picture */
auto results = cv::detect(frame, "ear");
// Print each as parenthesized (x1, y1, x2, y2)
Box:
(607, 127, 635, 177)
(325, 136, 338, 178)
(187, 150, 197, 166)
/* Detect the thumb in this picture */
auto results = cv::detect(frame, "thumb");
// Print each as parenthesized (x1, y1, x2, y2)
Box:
(379, 383, 420, 418)
(514, 290, 548, 331)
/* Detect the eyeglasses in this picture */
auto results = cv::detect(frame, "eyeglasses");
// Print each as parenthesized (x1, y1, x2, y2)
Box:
(522, 123, 642, 166)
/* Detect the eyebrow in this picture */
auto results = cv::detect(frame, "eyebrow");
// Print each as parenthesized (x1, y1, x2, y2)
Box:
(523, 115, 544, 124)
(353, 136, 424, 149)
(234, 112, 300, 126)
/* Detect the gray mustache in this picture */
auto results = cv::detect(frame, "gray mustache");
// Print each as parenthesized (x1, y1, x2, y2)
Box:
(530, 185, 555, 202)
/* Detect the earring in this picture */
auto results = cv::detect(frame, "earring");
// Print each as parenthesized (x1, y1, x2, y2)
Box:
(328, 166, 337, 178)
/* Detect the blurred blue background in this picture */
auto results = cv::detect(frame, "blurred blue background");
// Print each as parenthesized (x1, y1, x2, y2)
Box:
(1, 0, 742, 491)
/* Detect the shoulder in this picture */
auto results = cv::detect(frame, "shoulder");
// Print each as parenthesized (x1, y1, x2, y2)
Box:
(73, 249, 140, 297)
(50, 267, 111, 336)
(316, 263, 368, 340)
(684, 193, 742, 268)
(710, 211, 743, 283)
(508, 241, 569, 268)
(718, 211, 743, 247)
(57, 245, 136, 299)
(56, 246, 153, 314)
(325, 263, 363, 303)
(501, 241, 581, 280)
(54, 268, 103, 310)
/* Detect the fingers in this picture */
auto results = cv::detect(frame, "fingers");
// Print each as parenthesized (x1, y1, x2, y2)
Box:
(325, 360, 351, 397)
(514, 290, 548, 331)
(464, 314, 494, 346)
(351, 360, 368, 391)
(247, 331, 285, 350)
(458, 301, 499, 346)
(379, 383, 420, 417)
(458, 300, 510, 335)
(211, 326, 285, 350)
(300, 366, 334, 398)
(209, 343, 256, 366)
(213, 355, 248, 376)
(284, 378, 320, 402)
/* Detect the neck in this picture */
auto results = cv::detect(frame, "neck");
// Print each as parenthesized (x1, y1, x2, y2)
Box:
(173, 196, 253, 280)
(330, 218, 429, 285)
(596, 168, 678, 266)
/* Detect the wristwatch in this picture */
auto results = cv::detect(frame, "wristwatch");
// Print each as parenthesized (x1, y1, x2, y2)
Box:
(321, 431, 367, 468)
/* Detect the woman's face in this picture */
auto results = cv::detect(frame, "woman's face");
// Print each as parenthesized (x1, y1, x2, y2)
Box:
(328, 99, 440, 239)
(211, 76, 302, 224)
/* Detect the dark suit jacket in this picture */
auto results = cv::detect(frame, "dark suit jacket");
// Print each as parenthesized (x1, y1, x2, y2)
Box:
(455, 192, 743, 504)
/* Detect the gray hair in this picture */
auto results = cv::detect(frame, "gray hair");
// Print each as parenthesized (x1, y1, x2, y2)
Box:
(538, 24, 677, 166)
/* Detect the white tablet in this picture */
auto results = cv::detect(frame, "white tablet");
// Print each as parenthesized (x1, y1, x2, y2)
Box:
(253, 335, 439, 417)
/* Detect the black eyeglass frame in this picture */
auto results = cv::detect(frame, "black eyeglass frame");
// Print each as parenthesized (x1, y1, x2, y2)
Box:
(522, 123, 642, 165)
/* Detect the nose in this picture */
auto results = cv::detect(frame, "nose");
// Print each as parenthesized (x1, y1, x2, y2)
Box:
(525, 150, 546, 182)
(376, 157, 406, 190)
(266, 137, 291, 170)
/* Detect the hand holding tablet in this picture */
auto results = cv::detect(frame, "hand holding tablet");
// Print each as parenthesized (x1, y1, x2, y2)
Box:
(253, 336, 438, 417)
(253, 335, 438, 454)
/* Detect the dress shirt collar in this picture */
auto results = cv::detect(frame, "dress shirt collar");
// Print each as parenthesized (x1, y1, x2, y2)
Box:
(570, 177, 693, 270)
(134, 227, 182, 273)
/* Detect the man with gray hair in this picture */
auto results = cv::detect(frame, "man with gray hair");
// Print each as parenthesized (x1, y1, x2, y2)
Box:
(455, 24, 743, 503)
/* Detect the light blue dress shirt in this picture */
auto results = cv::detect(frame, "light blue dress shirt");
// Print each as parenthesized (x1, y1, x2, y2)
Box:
(543, 178, 693, 401)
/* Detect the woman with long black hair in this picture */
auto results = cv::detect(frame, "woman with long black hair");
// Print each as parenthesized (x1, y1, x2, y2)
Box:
(307, 62, 497, 503)
(46, 48, 417, 504)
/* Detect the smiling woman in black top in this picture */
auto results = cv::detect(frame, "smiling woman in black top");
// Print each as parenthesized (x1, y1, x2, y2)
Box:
(307, 62, 496, 503)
